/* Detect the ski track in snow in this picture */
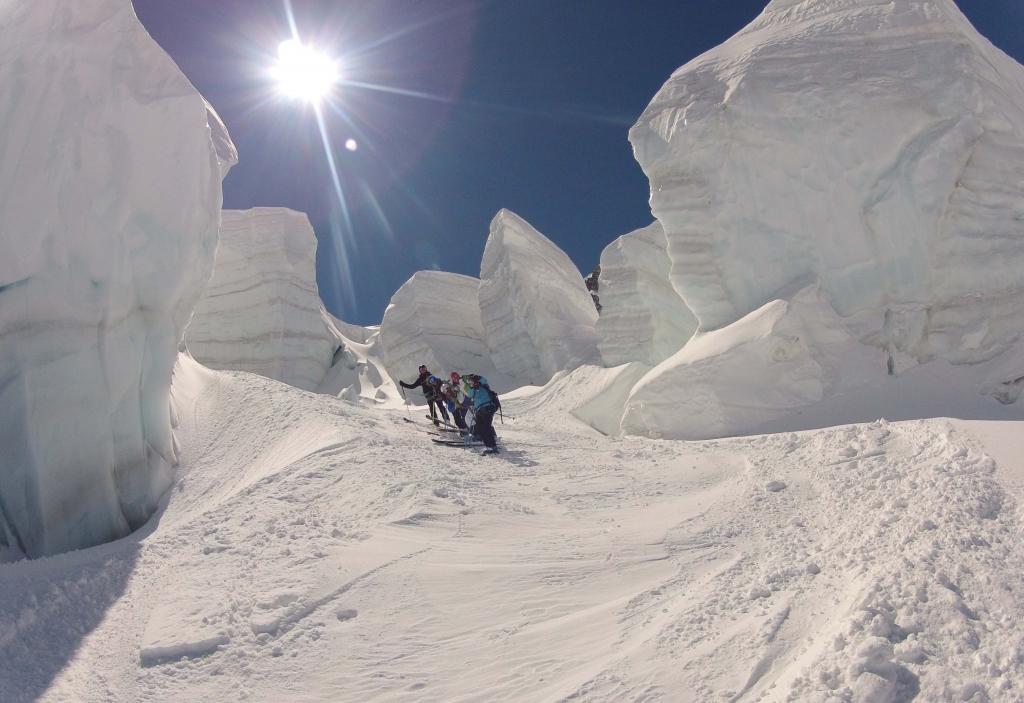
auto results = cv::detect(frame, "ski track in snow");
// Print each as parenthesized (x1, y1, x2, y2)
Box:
(2, 367, 1024, 702)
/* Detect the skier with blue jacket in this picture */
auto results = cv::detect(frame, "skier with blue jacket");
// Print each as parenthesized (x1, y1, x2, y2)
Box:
(464, 374, 500, 454)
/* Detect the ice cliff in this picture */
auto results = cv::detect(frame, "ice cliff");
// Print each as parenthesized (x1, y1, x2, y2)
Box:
(378, 271, 496, 387)
(629, 0, 1024, 368)
(0, 0, 236, 557)
(618, 0, 1024, 438)
(186, 208, 340, 392)
(479, 209, 600, 386)
(596, 221, 697, 367)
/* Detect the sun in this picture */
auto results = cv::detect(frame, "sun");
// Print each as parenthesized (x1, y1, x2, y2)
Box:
(270, 39, 339, 103)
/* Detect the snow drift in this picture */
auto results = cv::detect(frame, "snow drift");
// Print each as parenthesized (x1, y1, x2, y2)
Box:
(0, 0, 236, 557)
(629, 0, 1024, 368)
(478, 209, 600, 386)
(596, 221, 697, 367)
(378, 270, 496, 387)
(186, 208, 340, 392)
(621, 285, 881, 439)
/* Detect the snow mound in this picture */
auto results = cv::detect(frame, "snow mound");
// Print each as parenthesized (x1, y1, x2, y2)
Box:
(629, 0, 1024, 371)
(622, 285, 879, 439)
(186, 208, 340, 392)
(596, 221, 696, 366)
(318, 319, 399, 405)
(0, 0, 235, 557)
(478, 209, 600, 386)
(378, 270, 497, 387)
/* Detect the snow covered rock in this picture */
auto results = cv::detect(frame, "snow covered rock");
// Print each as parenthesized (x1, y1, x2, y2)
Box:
(621, 286, 878, 439)
(186, 208, 340, 392)
(478, 209, 600, 386)
(378, 270, 495, 386)
(596, 221, 697, 367)
(629, 0, 1024, 371)
(0, 0, 236, 557)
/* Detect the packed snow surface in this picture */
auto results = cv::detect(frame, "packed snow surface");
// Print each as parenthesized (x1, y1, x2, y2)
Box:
(187, 208, 340, 392)
(3, 357, 1024, 701)
(629, 0, 1024, 370)
(479, 209, 600, 386)
(596, 221, 696, 367)
(0, 0, 235, 557)
(378, 270, 499, 388)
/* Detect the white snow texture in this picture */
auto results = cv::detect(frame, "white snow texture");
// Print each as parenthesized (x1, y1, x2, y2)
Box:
(479, 209, 600, 386)
(0, 0, 235, 558)
(596, 220, 697, 367)
(378, 270, 496, 386)
(630, 0, 1024, 363)
(186, 208, 340, 392)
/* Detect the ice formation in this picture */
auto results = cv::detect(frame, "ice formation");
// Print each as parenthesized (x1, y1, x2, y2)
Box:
(478, 209, 600, 386)
(629, 0, 1024, 372)
(621, 285, 880, 439)
(378, 270, 496, 387)
(596, 221, 697, 367)
(186, 208, 340, 392)
(0, 0, 236, 557)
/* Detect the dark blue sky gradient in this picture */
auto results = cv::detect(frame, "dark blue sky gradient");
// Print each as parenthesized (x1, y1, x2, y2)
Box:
(133, 1, 1024, 325)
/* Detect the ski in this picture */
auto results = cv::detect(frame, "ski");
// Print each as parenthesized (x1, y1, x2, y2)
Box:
(432, 438, 483, 447)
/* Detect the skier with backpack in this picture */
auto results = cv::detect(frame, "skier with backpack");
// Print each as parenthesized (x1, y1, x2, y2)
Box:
(400, 364, 450, 426)
(464, 373, 500, 454)
(447, 372, 472, 431)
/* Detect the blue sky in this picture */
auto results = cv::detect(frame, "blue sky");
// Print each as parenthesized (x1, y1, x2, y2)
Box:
(134, 1, 1024, 325)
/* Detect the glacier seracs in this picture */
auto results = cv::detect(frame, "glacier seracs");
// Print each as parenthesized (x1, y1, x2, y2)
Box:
(378, 270, 497, 387)
(596, 221, 697, 367)
(478, 209, 600, 386)
(629, 0, 1024, 371)
(0, 0, 236, 557)
(186, 208, 340, 392)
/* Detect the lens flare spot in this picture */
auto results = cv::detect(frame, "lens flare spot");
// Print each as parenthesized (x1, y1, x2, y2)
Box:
(345, 138, 358, 151)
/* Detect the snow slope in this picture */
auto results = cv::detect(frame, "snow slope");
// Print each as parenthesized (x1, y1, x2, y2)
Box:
(596, 221, 696, 367)
(479, 209, 600, 386)
(0, 0, 235, 558)
(629, 0, 1024, 370)
(3, 359, 1024, 701)
(186, 208, 340, 392)
(378, 270, 498, 388)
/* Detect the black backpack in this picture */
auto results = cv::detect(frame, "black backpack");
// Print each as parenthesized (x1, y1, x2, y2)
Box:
(481, 381, 500, 409)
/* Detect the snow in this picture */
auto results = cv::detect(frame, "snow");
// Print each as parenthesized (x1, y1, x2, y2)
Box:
(629, 0, 1024, 371)
(317, 318, 399, 404)
(377, 270, 501, 388)
(596, 220, 697, 367)
(479, 209, 600, 386)
(186, 208, 340, 392)
(5, 0, 1024, 699)
(0, 0, 235, 558)
(4, 359, 1024, 701)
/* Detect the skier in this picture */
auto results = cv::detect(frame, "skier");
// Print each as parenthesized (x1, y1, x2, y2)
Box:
(400, 365, 450, 426)
(440, 381, 468, 431)
(446, 372, 471, 431)
(464, 373, 500, 454)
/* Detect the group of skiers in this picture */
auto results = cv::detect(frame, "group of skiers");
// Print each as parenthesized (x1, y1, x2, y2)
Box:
(400, 364, 501, 454)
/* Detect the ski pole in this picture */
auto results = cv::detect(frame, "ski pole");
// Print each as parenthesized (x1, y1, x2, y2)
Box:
(401, 386, 413, 422)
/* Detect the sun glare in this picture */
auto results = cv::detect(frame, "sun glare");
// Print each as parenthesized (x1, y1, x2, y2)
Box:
(271, 39, 339, 103)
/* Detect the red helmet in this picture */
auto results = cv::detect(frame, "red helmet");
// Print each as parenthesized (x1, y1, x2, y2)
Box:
(450, 372, 461, 383)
